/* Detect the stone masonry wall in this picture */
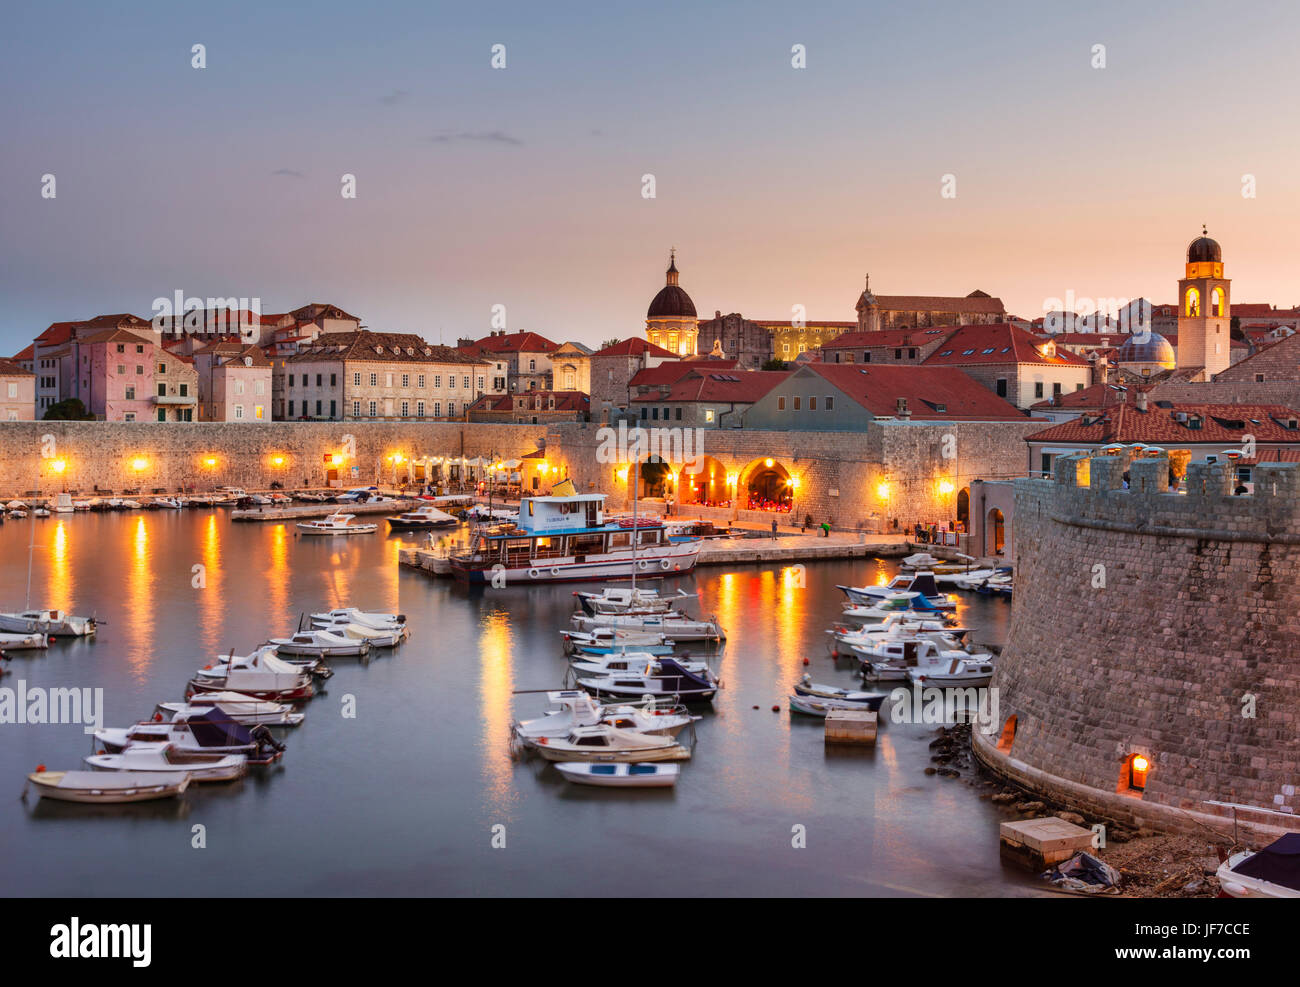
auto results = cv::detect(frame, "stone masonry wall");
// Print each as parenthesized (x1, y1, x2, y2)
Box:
(0, 421, 546, 495)
(984, 452, 1300, 831)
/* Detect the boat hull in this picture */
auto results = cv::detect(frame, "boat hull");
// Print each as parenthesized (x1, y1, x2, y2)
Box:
(554, 762, 680, 787)
(27, 770, 191, 803)
(452, 543, 701, 585)
(533, 743, 690, 763)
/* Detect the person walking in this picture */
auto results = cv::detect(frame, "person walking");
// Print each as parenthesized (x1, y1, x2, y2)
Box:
(770, 517, 778, 540)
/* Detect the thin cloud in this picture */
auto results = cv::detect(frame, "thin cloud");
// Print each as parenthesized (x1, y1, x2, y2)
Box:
(429, 130, 523, 146)
(272, 168, 306, 178)
(380, 89, 410, 105)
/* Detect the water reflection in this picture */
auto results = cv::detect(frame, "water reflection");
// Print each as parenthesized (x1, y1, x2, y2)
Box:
(478, 608, 517, 820)
(199, 512, 224, 657)
(124, 516, 155, 679)
(48, 521, 70, 609)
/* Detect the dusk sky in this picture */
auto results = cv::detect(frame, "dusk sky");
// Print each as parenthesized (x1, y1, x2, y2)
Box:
(3, 0, 1299, 354)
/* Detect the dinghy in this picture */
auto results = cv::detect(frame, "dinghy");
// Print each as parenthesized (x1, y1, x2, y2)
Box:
(0, 609, 96, 637)
(554, 762, 680, 788)
(792, 676, 888, 709)
(561, 628, 676, 657)
(0, 631, 50, 650)
(85, 744, 248, 782)
(156, 692, 305, 727)
(788, 694, 885, 717)
(26, 769, 191, 804)
(512, 690, 697, 744)
(310, 608, 406, 630)
(577, 658, 719, 702)
(188, 652, 315, 702)
(570, 653, 710, 677)
(532, 724, 690, 762)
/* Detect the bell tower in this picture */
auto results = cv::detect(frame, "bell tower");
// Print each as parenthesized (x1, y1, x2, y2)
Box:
(1176, 227, 1231, 378)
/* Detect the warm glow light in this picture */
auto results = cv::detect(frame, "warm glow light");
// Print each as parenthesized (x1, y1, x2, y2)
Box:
(790, 476, 801, 490)
(727, 473, 738, 487)
(131, 457, 148, 471)
(876, 482, 890, 500)
(618, 467, 629, 482)
(271, 456, 285, 467)
(764, 458, 774, 468)
(390, 453, 405, 465)
(1131, 755, 1149, 773)
(49, 459, 66, 474)
(938, 479, 955, 495)
(204, 457, 217, 468)
(331, 454, 342, 466)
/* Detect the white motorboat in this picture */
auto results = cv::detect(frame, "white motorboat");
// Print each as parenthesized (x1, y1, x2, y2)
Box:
(386, 505, 458, 530)
(573, 586, 689, 616)
(570, 612, 724, 642)
(852, 637, 994, 687)
(310, 607, 407, 631)
(554, 762, 680, 788)
(188, 652, 315, 702)
(839, 592, 954, 624)
(156, 692, 305, 727)
(532, 724, 690, 762)
(93, 707, 285, 760)
(151, 496, 183, 509)
(266, 628, 370, 658)
(296, 512, 377, 535)
(85, 745, 248, 782)
(906, 655, 995, 688)
(512, 690, 697, 744)
(576, 658, 719, 702)
(8, 509, 28, 520)
(5, 500, 27, 511)
(788, 694, 885, 717)
(900, 552, 974, 574)
(1216, 836, 1300, 898)
(202, 643, 330, 677)
(792, 676, 888, 709)
(828, 613, 967, 648)
(570, 653, 710, 677)
(0, 609, 96, 637)
(0, 631, 50, 650)
(25, 769, 191, 804)
(334, 622, 406, 647)
(561, 628, 676, 657)
(837, 572, 956, 610)
(52, 494, 74, 513)
(32, 507, 51, 518)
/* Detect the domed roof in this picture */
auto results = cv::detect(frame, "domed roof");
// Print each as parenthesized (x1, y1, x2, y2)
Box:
(1187, 230, 1221, 264)
(1117, 332, 1175, 368)
(647, 285, 696, 319)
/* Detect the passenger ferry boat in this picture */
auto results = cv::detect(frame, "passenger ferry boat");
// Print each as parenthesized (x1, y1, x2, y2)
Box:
(449, 490, 701, 584)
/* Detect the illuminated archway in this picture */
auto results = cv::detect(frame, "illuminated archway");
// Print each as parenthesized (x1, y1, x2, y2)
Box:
(1210, 286, 1226, 317)
(740, 457, 793, 512)
(1184, 286, 1200, 317)
(957, 487, 970, 531)
(637, 455, 672, 498)
(986, 507, 1005, 556)
(678, 455, 729, 507)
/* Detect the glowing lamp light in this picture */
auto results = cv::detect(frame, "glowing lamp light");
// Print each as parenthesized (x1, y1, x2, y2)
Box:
(390, 454, 405, 465)
(331, 454, 343, 466)
(938, 479, 955, 495)
(1130, 754, 1150, 789)
(876, 482, 890, 500)
(204, 457, 218, 468)
(617, 467, 630, 482)
(764, 458, 774, 468)
(131, 457, 149, 471)
(790, 476, 801, 490)
(726, 473, 738, 487)
(49, 459, 67, 474)
(271, 456, 285, 467)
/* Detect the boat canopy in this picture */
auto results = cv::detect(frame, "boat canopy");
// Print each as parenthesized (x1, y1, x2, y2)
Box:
(1231, 834, 1300, 891)
(186, 708, 253, 747)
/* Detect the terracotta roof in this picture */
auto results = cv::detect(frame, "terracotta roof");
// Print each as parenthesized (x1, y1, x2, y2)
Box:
(1029, 381, 1139, 412)
(12, 344, 34, 361)
(467, 390, 590, 413)
(79, 327, 156, 346)
(805, 364, 1030, 420)
(593, 338, 678, 359)
(628, 363, 704, 389)
(288, 330, 487, 366)
(860, 293, 1006, 314)
(0, 357, 34, 377)
(753, 320, 857, 329)
(923, 323, 1090, 367)
(469, 330, 559, 354)
(1041, 332, 1131, 347)
(631, 369, 789, 404)
(1026, 403, 1300, 444)
(822, 327, 956, 350)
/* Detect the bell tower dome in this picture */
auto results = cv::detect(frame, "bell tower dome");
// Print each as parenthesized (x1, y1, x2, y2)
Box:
(1176, 226, 1231, 378)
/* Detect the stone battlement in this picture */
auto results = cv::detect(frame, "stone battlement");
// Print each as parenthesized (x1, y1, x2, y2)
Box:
(979, 449, 1300, 837)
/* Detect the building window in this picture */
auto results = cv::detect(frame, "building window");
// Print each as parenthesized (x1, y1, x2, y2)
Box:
(433, 401, 441, 417)
(447, 402, 455, 416)
(116, 344, 124, 353)
(158, 363, 166, 374)
(352, 401, 360, 417)
(401, 401, 409, 417)
(117, 365, 126, 375)
(234, 405, 244, 419)
(793, 396, 801, 410)
(368, 400, 377, 417)
(402, 374, 410, 388)
(329, 400, 336, 418)
(289, 400, 295, 417)
(125, 386, 135, 400)
(418, 375, 425, 388)
(825, 396, 834, 410)
(417, 401, 425, 417)
(1034, 382, 1044, 399)
(353, 372, 361, 386)
(675, 407, 682, 420)
(255, 380, 264, 395)
(863, 352, 871, 363)
(370, 373, 378, 387)
(434, 375, 442, 388)
(315, 400, 321, 416)
(477, 376, 484, 390)
(704, 408, 715, 423)
(462, 376, 470, 389)
(289, 374, 295, 387)
(1256, 374, 1265, 382)
(124, 412, 136, 421)
(809, 396, 817, 411)
(778, 397, 786, 410)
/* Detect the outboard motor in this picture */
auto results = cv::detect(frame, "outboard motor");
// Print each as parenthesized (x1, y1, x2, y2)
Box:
(250, 724, 287, 757)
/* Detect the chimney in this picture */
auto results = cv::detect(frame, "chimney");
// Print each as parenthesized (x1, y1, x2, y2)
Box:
(1136, 390, 1148, 412)
(896, 397, 910, 419)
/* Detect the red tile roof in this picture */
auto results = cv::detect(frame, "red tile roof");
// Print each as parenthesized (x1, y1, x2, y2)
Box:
(805, 364, 1030, 420)
(630, 369, 789, 404)
(862, 293, 1006, 315)
(1026, 403, 1300, 444)
(468, 390, 589, 413)
(593, 338, 678, 359)
(628, 363, 703, 390)
(923, 323, 1090, 367)
(469, 330, 559, 354)
(822, 327, 956, 350)
(12, 344, 34, 361)
(0, 357, 34, 377)
(1029, 381, 1138, 412)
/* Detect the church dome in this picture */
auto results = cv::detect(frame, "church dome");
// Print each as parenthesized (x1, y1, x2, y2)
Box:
(647, 250, 696, 318)
(1187, 233, 1221, 264)
(1117, 332, 1175, 368)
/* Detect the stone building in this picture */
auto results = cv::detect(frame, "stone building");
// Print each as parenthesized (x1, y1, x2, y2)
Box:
(465, 389, 590, 424)
(192, 342, 272, 422)
(854, 278, 1006, 332)
(1176, 229, 1232, 379)
(630, 369, 789, 428)
(645, 250, 698, 356)
(459, 330, 559, 392)
(975, 451, 1300, 838)
(0, 357, 35, 421)
(152, 347, 200, 422)
(550, 341, 593, 392)
(585, 337, 680, 423)
(693, 312, 774, 369)
(30, 314, 154, 417)
(819, 327, 955, 366)
(921, 323, 1091, 409)
(284, 330, 490, 421)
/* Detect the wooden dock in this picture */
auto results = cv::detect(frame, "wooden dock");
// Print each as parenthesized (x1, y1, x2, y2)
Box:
(232, 499, 418, 522)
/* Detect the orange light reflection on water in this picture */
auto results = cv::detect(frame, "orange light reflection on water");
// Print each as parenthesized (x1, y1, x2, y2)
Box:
(199, 512, 224, 657)
(477, 608, 517, 819)
(124, 515, 155, 678)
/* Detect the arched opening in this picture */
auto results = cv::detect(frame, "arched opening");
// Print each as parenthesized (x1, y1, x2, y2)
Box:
(996, 715, 1017, 753)
(678, 455, 729, 508)
(1117, 752, 1151, 796)
(986, 507, 1004, 556)
(1211, 287, 1225, 317)
(1184, 286, 1200, 317)
(741, 457, 793, 512)
(956, 487, 970, 532)
(637, 455, 672, 499)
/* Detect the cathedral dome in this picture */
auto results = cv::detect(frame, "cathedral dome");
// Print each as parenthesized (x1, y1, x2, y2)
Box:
(647, 250, 696, 318)
(1117, 332, 1175, 369)
(1187, 234, 1222, 264)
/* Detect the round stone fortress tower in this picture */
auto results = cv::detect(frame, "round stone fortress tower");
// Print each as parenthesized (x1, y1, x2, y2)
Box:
(974, 451, 1300, 837)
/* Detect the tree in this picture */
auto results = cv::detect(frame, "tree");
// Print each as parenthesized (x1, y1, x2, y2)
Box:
(42, 398, 95, 421)
(761, 358, 788, 371)
(600, 338, 621, 349)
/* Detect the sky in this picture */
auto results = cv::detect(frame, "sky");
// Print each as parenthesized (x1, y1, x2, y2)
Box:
(3, 0, 1300, 355)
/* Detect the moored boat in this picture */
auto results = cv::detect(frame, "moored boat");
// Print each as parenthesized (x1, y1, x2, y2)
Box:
(0, 631, 51, 650)
(1216, 835, 1300, 898)
(512, 690, 697, 745)
(532, 724, 691, 762)
(554, 762, 680, 788)
(85, 744, 248, 782)
(25, 769, 191, 803)
(386, 505, 458, 530)
(295, 512, 378, 535)
(0, 609, 96, 637)
(266, 628, 370, 658)
(156, 692, 305, 727)
(576, 657, 719, 702)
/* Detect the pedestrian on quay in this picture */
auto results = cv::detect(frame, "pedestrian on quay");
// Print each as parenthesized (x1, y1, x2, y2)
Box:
(821, 520, 831, 538)
(771, 517, 778, 540)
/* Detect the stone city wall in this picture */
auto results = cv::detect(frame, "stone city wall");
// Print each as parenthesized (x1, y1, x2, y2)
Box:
(0, 421, 547, 495)
(977, 451, 1300, 836)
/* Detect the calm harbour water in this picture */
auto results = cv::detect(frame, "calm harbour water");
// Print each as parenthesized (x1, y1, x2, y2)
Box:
(0, 510, 1040, 897)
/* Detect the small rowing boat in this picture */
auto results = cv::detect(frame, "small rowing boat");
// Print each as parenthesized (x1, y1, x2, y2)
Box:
(26, 769, 191, 803)
(554, 762, 680, 788)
